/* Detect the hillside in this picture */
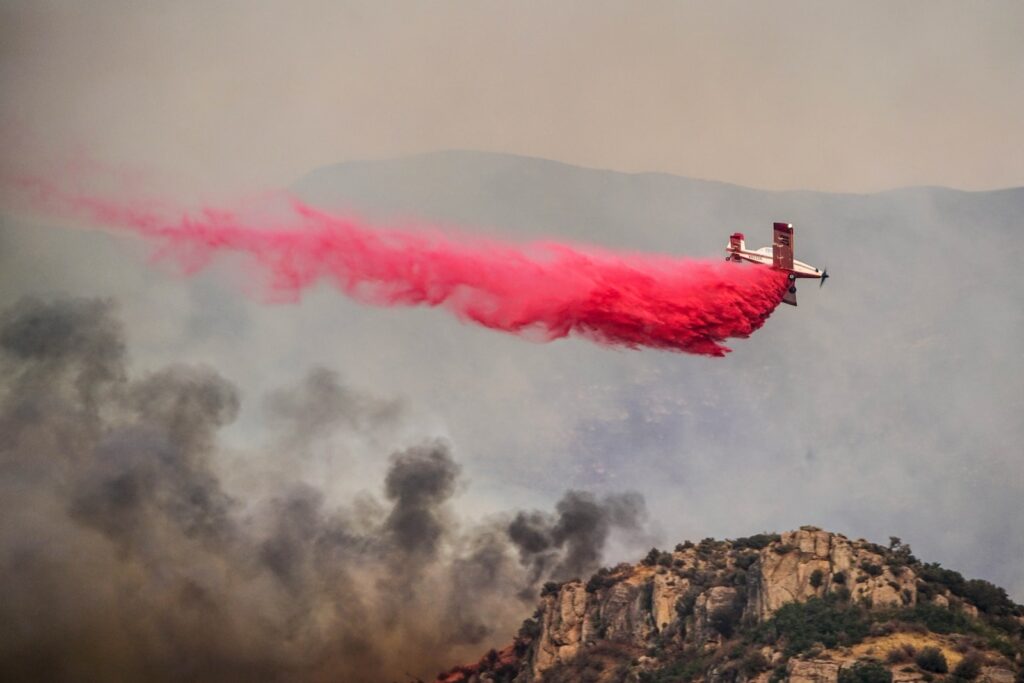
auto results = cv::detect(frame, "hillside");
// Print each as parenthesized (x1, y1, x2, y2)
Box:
(436, 528, 1023, 683)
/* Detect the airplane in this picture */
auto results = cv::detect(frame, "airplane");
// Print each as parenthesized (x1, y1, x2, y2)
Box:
(725, 222, 827, 306)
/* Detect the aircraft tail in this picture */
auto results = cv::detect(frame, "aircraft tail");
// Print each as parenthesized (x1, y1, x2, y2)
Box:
(772, 222, 794, 271)
(726, 232, 745, 260)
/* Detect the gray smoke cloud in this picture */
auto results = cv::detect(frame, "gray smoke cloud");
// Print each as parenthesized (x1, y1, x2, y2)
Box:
(0, 296, 645, 682)
(509, 489, 647, 590)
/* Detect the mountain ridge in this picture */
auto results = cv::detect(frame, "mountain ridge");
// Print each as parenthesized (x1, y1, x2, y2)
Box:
(298, 149, 1024, 197)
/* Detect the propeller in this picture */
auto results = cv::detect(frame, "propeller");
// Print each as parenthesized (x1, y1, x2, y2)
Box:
(819, 269, 830, 288)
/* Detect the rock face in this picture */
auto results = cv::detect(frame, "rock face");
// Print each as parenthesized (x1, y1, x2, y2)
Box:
(979, 667, 1017, 683)
(533, 582, 589, 673)
(749, 528, 918, 620)
(435, 528, 1023, 683)
(787, 659, 840, 683)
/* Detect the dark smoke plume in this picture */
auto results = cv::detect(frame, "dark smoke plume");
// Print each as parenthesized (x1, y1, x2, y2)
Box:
(0, 296, 647, 682)
(508, 489, 647, 592)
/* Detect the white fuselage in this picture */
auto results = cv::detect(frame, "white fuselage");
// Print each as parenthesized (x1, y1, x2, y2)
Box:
(728, 246, 823, 279)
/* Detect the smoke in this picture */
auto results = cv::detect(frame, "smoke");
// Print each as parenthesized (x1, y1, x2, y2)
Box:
(0, 296, 647, 682)
(509, 490, 647, 589)
(15, 182, 788, 356)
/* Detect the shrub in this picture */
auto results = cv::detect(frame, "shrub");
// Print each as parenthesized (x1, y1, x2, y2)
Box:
(885, 538, 917, 567)
(961, 579, 1015, 616)
(541, 581, 560, 597)
(861, 561, 884, 577)
(811, 569, 825, 588)
(886, 643, 916, 664)
(833, 571, 848, 584)
(951, 652, 983, 680)
(914, 563, 1016, 615)
(676, 588, 700, 619)
(586, 567, 617, 593)
(656, 551, 674, 568)
(755, 595, 869, 655)
(639, 655, 707, 683)
(732, 533, 781, 550)
(839, 661, 893, 683)
(735, 553, 758, 570)
(897, 603, 976, 634)
(517, 616, 541, 640)
(915, 647, 948, 673)
(773, 544, 795, 554)
(643, 548, 662, 566)
(918, 563, 966, 592)
(740, 650, 770, 676)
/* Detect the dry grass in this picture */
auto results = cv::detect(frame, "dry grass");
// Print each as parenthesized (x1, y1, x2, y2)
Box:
(851, 632, 962, 668)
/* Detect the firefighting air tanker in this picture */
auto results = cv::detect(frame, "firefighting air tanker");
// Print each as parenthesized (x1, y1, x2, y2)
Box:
(725, 222, 828, 306)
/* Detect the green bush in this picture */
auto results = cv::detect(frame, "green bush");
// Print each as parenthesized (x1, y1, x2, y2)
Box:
(833, 571, 847, 584)
(886, 643, 916, 664)
(861, 561, 884, 577)
(811, 569, 825, 588)
(676, 589, 700, 619)
(586, 567, 618, 593)
(735, 553, 758, 570)
(755, 596, 870, 655)
(839, 661, 893, 683)
(914, 565, 1017, 615)
(732, 533, 780, 550)
(639, 654, 708, 683)
(894, 603, 976, 634)
(951, 652, 983, 680)
(740, 650, 769, 676)
(915, 647, 948, 673)
(961, 579, 1015, 616)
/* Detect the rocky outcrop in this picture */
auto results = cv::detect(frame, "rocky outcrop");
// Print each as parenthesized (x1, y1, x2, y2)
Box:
(694, 586, 740, 643)
(787, 658, 840, 683)
(749, 527, 917, 620)
(651, 569, 690, 633)
(532, 581, 588, 674)
(435, 529, 1023, 683)
(979, 667, 1017, 683)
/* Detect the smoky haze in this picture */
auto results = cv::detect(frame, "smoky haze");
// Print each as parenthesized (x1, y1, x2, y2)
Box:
(1, 1, 1022, 193)
(0, 296, 649, 681)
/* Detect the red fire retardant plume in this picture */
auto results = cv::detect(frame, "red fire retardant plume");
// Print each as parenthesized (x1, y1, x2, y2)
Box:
(21, 187, 789, 356)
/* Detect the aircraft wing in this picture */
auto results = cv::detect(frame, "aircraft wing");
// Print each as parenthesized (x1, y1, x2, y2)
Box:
(772, 222, 794, 271)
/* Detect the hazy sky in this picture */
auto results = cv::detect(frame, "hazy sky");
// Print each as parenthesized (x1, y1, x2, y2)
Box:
(2, 0, 1023, 193)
